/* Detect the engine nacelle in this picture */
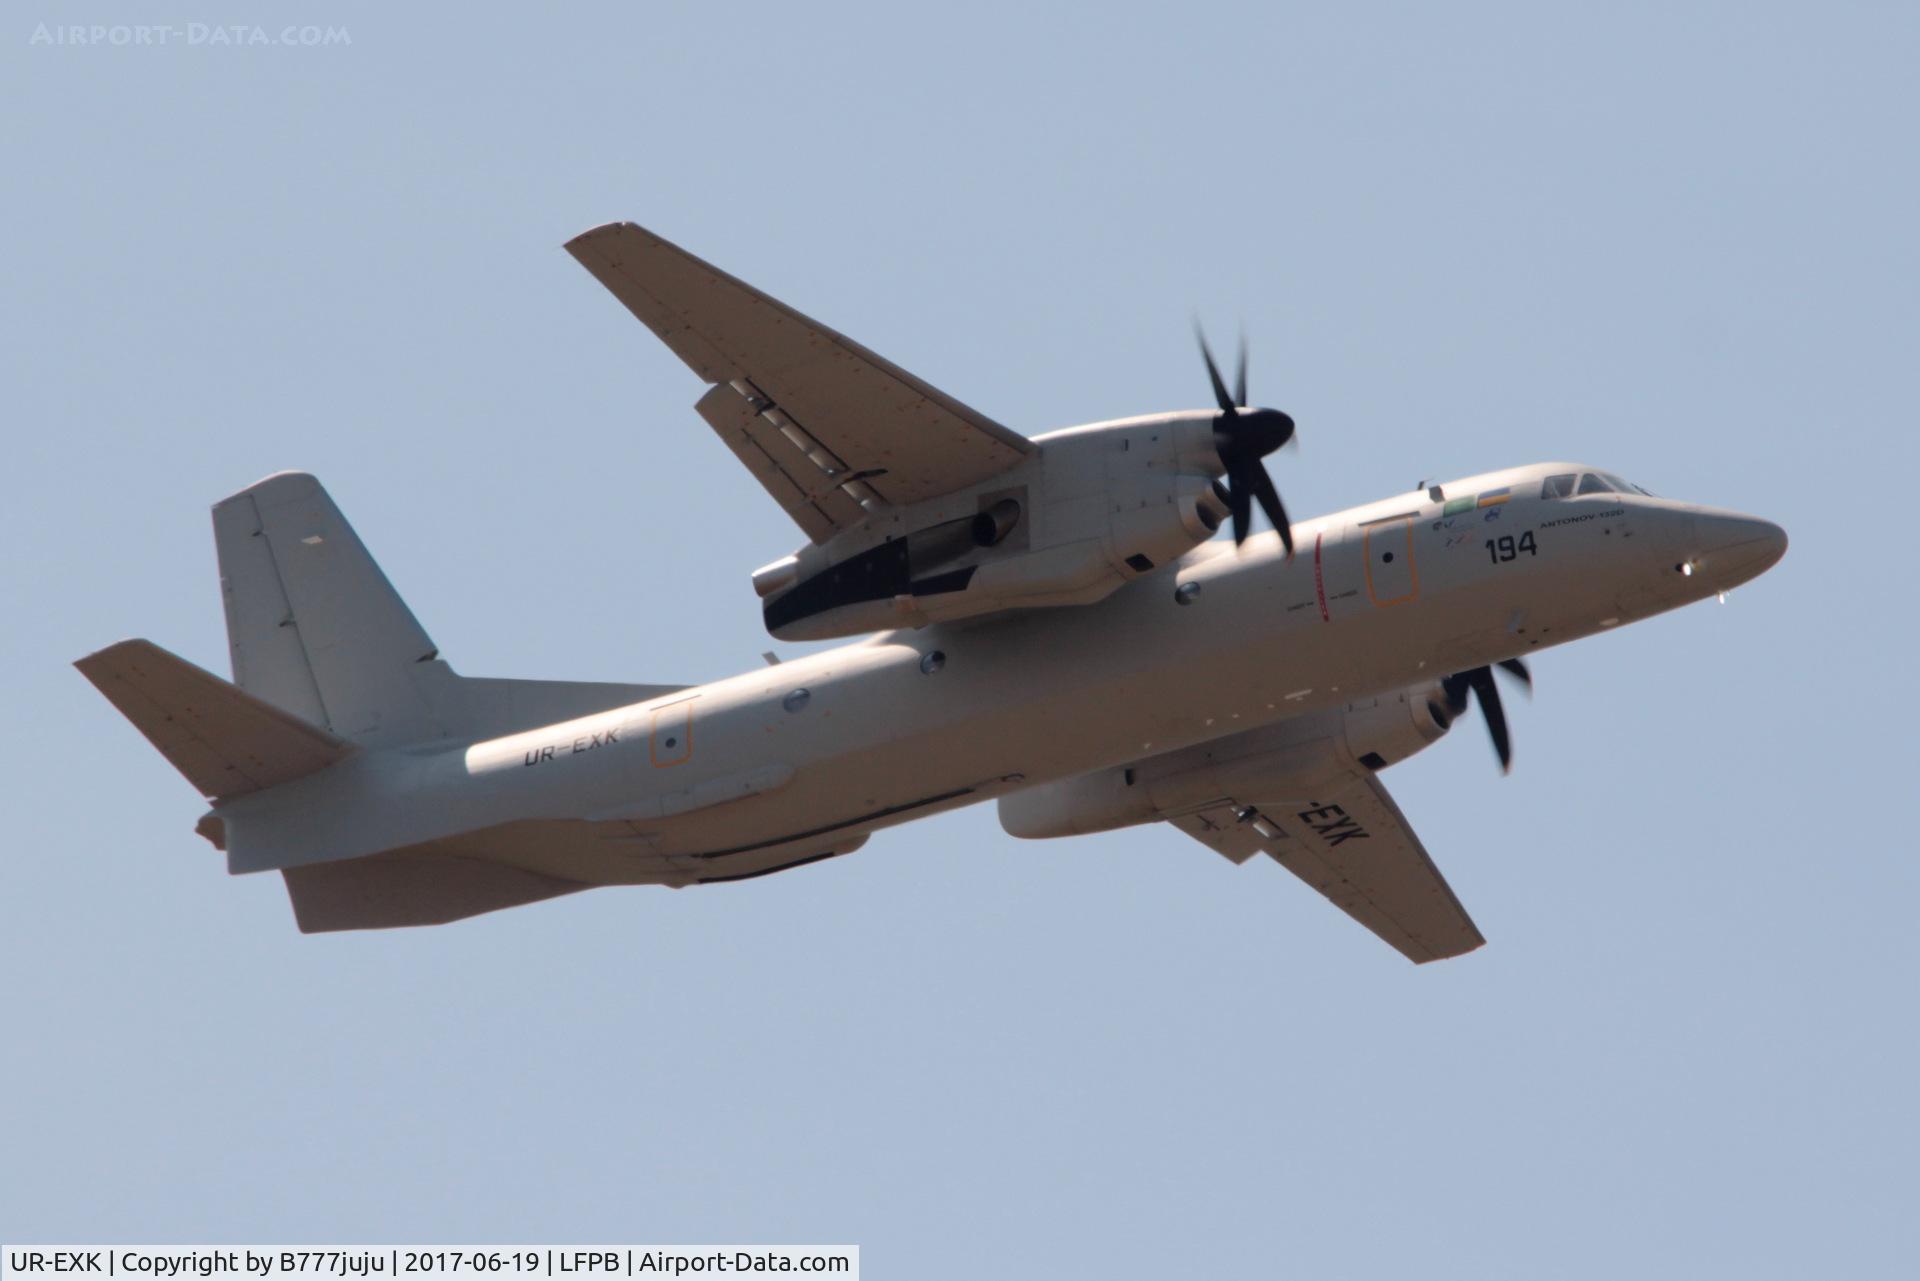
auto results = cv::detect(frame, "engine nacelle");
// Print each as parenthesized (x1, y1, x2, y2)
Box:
(757, 414, 1229, 640)
(999, 684, 1450, 839)
(1341, 683, 1451, 771)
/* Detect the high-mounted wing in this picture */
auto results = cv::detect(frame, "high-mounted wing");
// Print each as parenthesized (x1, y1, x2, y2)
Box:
(1169, 772, 1484, 964)
(566, 222, 1035, 543)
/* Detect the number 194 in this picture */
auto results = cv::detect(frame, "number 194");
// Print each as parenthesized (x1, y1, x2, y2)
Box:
(1486, 532, 1537, 563)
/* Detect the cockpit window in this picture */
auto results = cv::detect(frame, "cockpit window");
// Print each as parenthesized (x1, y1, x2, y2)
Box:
(1601, 472, 1644, 495)
(1540, 473, 1576, 499)
(1577, 472, 1615, 495)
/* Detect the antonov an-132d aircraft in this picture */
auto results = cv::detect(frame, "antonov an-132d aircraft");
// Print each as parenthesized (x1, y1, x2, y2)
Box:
(78, 222, 1787, 960)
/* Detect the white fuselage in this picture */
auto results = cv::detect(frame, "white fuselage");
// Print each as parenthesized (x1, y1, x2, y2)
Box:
(215, 458, 1784, 887)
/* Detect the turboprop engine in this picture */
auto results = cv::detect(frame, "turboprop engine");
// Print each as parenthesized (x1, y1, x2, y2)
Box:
(749, 328, 1300, 641)
(752, 414, 1234, 640)
(999, 683, 1454, 839)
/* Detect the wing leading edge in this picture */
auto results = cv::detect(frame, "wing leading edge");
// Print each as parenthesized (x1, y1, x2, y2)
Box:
(1170, 773, 1485, 964)
(566, 222, 1034, 543)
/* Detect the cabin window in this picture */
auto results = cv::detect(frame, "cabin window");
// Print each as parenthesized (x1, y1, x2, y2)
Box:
(1540, 473, 1576, 499)
(782, 688, 811, 713)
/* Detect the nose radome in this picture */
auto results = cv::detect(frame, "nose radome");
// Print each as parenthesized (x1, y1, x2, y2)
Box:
(1711, 513, 1788, 558)
(1698, 511, 1788, 586)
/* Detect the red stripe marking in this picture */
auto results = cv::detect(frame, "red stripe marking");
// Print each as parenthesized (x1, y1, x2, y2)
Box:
(1313, 530, 1329, 622)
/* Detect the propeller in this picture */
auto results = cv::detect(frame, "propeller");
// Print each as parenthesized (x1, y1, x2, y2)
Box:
(1432, 658, 1533, 774)
(1196, 325, 1297, 556)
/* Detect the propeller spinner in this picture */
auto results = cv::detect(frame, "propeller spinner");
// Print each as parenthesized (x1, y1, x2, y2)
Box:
(1196, 325, 1297, 556)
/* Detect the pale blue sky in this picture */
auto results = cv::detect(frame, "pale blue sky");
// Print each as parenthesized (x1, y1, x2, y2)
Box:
(5, 3, 1916, 1275)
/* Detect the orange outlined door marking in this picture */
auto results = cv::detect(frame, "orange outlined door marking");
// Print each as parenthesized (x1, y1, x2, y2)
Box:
(650, 698, 695, 767)
(1362, 515, 1418, 606)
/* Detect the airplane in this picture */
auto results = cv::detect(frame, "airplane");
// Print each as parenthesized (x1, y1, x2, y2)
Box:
(76, 221, 1787, 961)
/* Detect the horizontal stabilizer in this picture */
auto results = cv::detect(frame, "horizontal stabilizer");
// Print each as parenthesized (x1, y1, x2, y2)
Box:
(76, 639, 353, 800)
(281, 851, 585, 932)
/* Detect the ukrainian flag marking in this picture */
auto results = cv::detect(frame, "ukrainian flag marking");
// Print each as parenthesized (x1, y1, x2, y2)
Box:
(1477, 486, 1512, 508)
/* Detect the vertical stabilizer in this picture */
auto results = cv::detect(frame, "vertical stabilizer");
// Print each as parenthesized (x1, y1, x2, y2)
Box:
(213, 472, 445, 747)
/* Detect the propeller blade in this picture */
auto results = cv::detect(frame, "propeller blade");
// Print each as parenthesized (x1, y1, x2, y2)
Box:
(1466, 666, 1513, 773)
(1246, 459, 1295, 558)
(1496, 657, 1533, 691)
(1440, 662, 1535, 773)
(1225, 456, 1255, 545)
(1194, 322, 1296, 557)
(1195, 323, 1236, 413)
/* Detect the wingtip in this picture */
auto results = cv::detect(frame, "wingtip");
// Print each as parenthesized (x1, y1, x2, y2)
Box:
(563, 220, 641, 252)
(74, 637, 150, 672)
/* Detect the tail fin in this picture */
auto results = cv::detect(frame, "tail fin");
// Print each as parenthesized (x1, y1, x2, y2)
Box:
(74, 639, 353, 800)
(213, 472, 444, 747)
(88, 472, 684, 810)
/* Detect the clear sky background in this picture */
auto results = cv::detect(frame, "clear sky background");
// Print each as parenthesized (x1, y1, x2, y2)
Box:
(5, 3, 1915, 1276)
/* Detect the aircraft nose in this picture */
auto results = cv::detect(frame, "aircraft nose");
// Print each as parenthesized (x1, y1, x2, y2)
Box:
(1691, 510, 1788, 587)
